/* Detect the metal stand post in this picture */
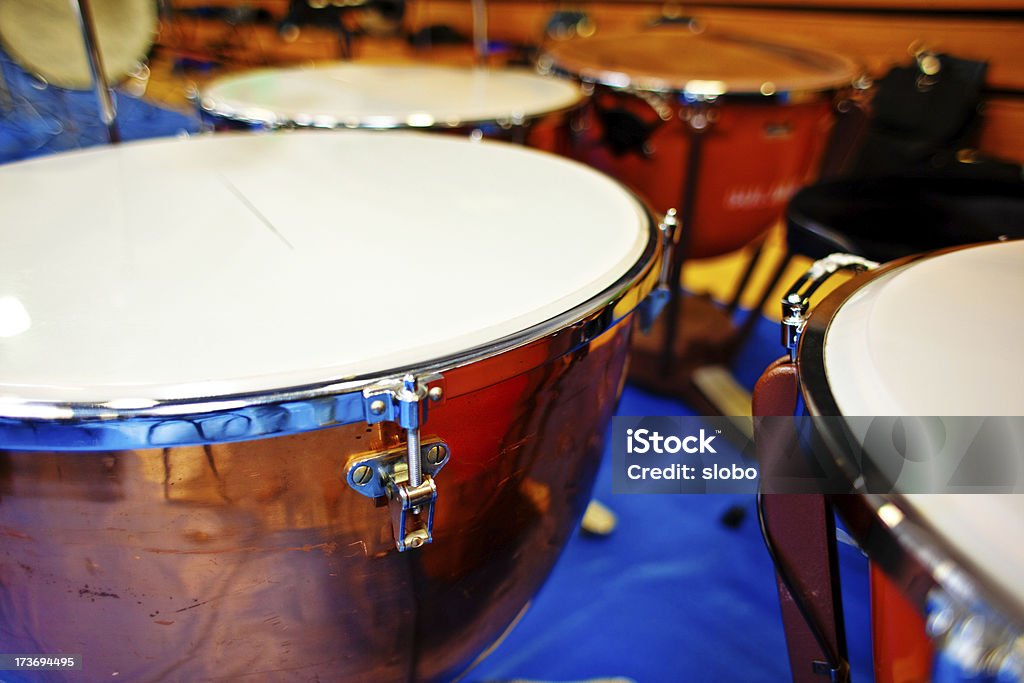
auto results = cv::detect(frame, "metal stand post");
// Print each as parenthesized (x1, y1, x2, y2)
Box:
(69, 0, 120, 143)
(659, 100, 712, 373)
(471, 0, 488, 65)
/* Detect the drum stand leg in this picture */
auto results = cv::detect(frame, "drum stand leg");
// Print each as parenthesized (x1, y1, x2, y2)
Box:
(629, 102, 784, 416)
(760, 492, 850, 683)
(630, 106, 746, 411)
(632, 115, 801, 420)
(731, 251, 795, 352)
(629, 115, 740, 406)
(753, 359, 850, 683)
(471, 0, 489, 65)
(726, 239, 769, 315)
(658, 122, 705, 373)
(70, 0, 120, 144)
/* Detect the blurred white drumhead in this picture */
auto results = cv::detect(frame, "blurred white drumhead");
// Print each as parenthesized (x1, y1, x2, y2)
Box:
(824, 240, 1024, 416)
(0, 132, 649, 405)
(199, 65, 583, 128)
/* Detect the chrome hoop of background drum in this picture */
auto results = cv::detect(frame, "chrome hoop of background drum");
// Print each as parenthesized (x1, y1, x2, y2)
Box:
(790, 242, 1024, 683)
(0, 133, 658, 681)
(196, 64, 584, 150)
(541, 28, 858, 260)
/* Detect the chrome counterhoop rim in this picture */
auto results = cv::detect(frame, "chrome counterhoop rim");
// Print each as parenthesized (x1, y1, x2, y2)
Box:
(537, 31, 862, 103)
(193, 70, 586, 131)
(538, 63, 853, 104)
(797, 240, 1024, 637)
(196, 96, 586, 131)
(0, 194, 660, 451)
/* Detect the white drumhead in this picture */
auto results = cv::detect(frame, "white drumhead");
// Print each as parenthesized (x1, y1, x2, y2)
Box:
(901, 494, 1024, 613)
(199, 65, 583, 128)
(0, 132, 649, 406)
(823, 241, 1024, 612)
(823, 241, 1024, 416)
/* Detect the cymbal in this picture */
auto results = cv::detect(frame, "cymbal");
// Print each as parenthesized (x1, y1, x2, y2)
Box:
(0, 0, 157, 90)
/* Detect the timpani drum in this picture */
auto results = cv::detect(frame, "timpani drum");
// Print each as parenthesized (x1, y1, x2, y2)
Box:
(196, 64, 583, 150)
(787, 241, 1024, 682)
(542, 28, 858, 259)
(0, 133, 658, 681)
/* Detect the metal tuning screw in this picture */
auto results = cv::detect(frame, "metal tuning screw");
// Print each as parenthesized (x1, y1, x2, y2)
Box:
(781, 253, 878, 361)
(638, 209, 679, 332)
(352, 373, 448, 551)
(396, 375, 424, 489)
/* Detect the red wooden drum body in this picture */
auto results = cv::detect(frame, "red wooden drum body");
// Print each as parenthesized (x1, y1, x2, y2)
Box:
(543, 29, 858, 259)
(0, 132, 659, 681)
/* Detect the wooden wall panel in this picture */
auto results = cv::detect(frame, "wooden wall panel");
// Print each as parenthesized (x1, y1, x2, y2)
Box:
(404, 0, 1024, 160)
(674, 8, 1024, 91)
(980, 97, 1024, 161)
(408, 1, 1024, 89)
(161, 0, 1024, 161)
(606, 0, 1024, 8)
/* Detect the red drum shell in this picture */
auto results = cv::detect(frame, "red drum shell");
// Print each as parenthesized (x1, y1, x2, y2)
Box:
(0, 315, 634, 682)
(572, 93, 836, 259)
(871, 564, 934, 683)
(546, 29, 856, 260)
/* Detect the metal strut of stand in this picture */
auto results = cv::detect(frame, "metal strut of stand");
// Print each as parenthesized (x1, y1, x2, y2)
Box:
(757, 490, 851, 683)
(659, 96, 714, 373)
(70, 0, 120, 143)
(471, 0, 488, 65)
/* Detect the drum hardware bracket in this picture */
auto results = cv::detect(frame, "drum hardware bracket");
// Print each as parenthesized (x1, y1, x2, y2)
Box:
(680, 94, 721, 131)
(633, 89, 675, 122)
(357, 373, 448, 551)
(345, 439, 451, 552)
(361, 373, 446, 426)
(811, 660, 847, 682)
(782, 253, 878, 361)
(836, 75, 873, 114)
(639, 208, 680, 332)
(925, 589, 1024, 680)
(912, 47, 943, 92)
